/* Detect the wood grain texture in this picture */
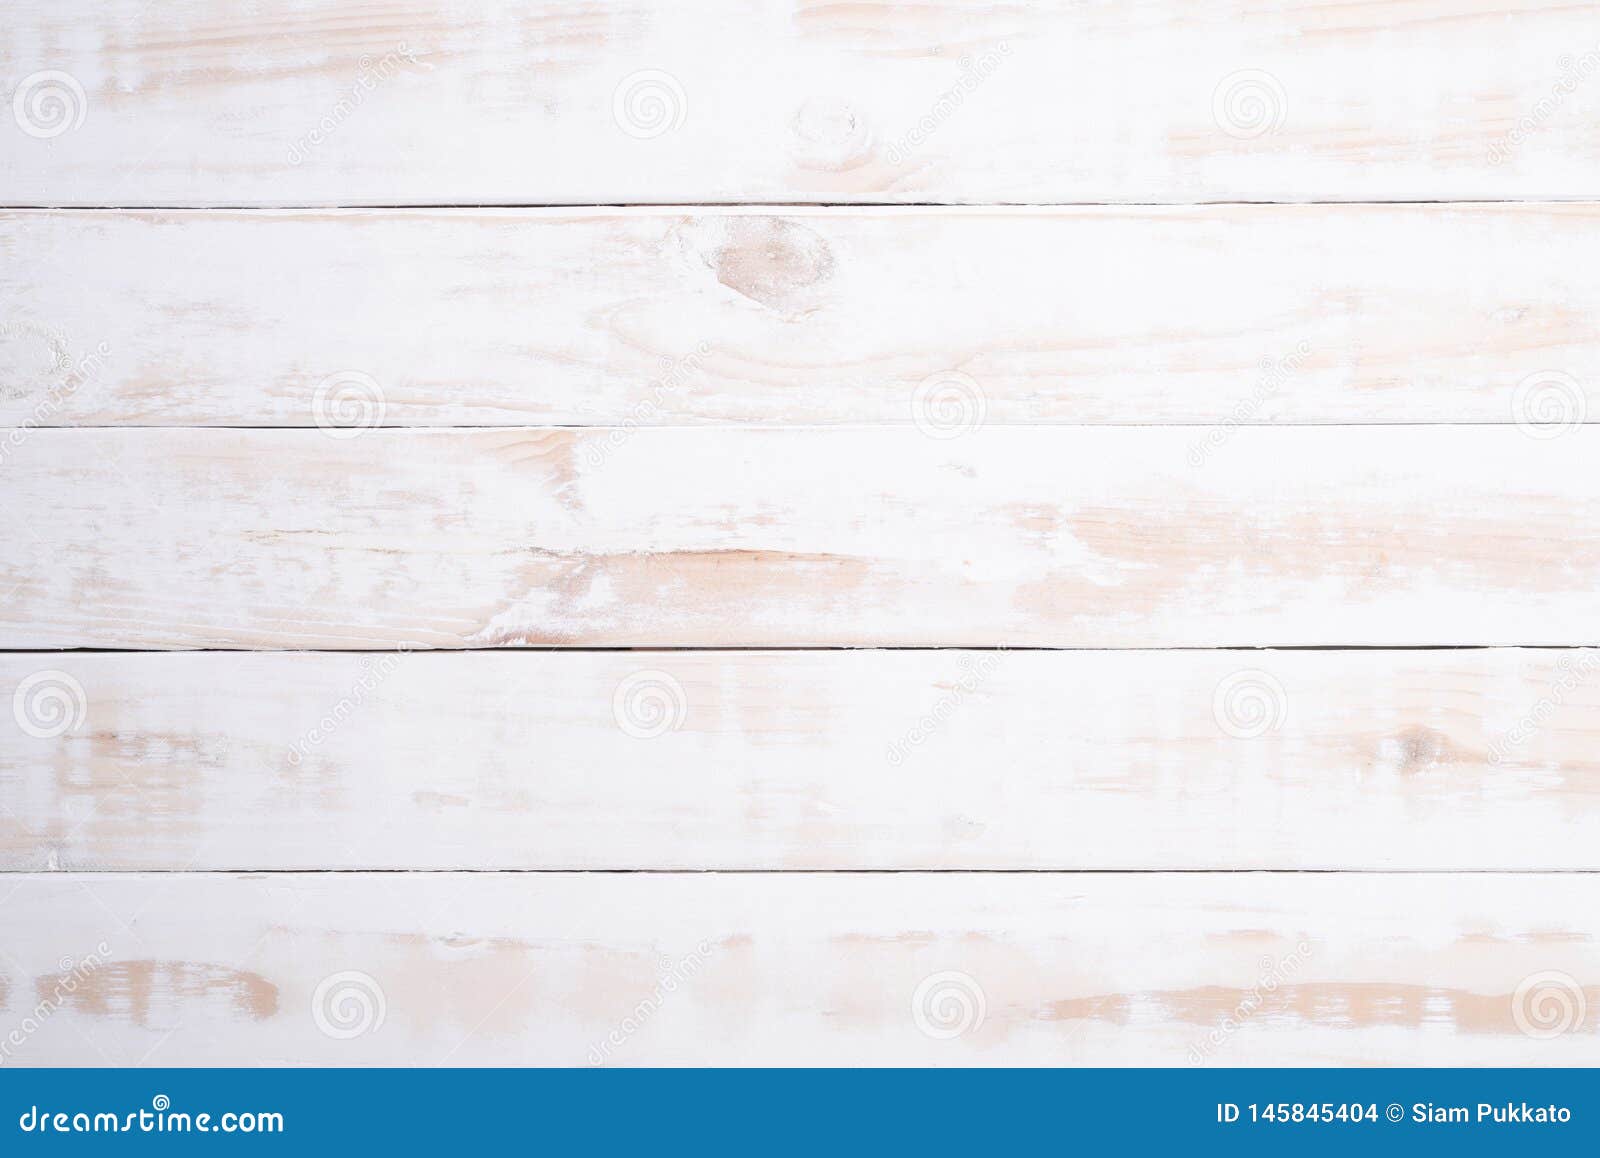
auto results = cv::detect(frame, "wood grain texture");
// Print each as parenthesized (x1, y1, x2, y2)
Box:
(5, 649, 1600, 872)
(5, 872, 1599, 1066)
(5, 205, 1600, 427)
(2, 425, 1598, 649)
(4, 1, 1600, 205)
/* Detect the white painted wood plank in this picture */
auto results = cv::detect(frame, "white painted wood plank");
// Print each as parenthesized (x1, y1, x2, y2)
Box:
(1, 426, 1597, 649)
(3, 1, 1599, 204)
(5, 872, 1598, 1066)
(4, 649, 1598, 872)
(5, 205, 1599, 428)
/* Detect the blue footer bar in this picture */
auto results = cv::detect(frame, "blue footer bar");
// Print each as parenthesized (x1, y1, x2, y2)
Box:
(2, 1069, 1596, 1153)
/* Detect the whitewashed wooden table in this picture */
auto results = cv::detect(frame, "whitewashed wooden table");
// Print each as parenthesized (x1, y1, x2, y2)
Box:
(2, 0, 1599, 1066)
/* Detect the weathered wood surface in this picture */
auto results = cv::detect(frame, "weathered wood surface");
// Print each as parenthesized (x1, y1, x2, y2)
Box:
(2, 425, 1598, 649)
(4, 206, 1600, 427)
(4, 1, 1600, 204)
(4, 649, 1599, 872)
(4, 872, 1598, 1066)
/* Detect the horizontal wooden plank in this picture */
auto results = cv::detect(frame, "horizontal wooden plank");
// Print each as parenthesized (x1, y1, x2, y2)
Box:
(3, 2, 1600, 204)
(5, 649, 1600, 871)
(5, 872, 1599, 1065)
(5, 205, 1600, 427)
(2, 426, 1599, 649)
